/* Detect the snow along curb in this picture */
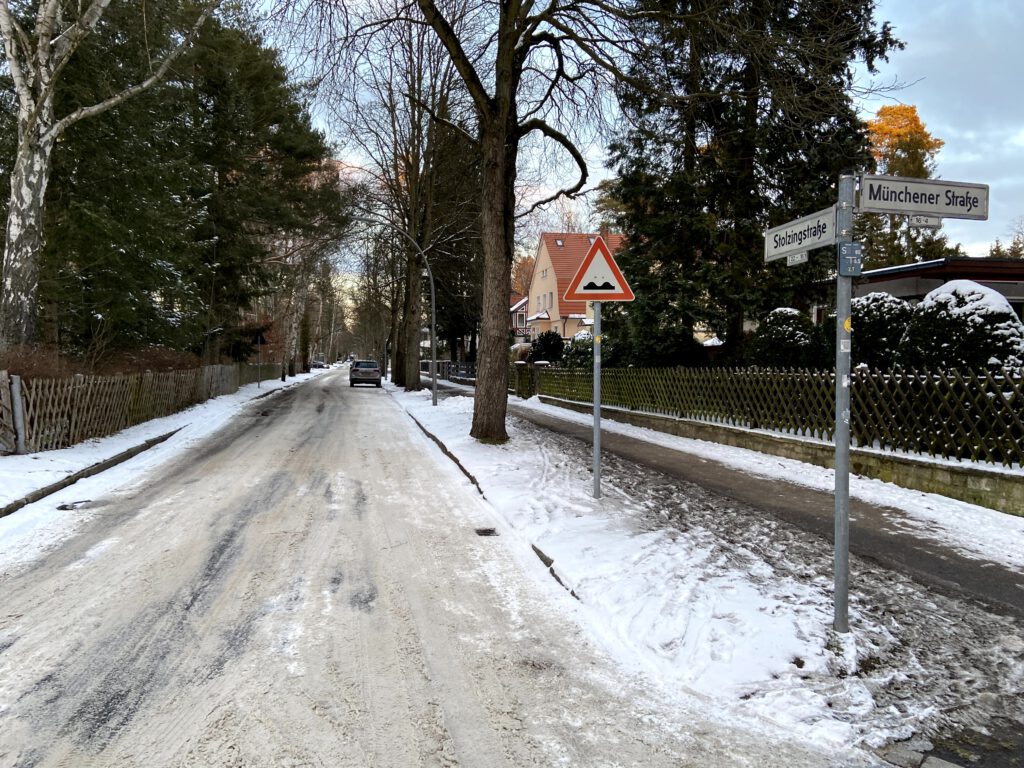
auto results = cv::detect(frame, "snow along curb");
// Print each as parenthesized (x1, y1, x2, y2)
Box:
(0, 428, 182, 519)
(401, 406, 581, 602)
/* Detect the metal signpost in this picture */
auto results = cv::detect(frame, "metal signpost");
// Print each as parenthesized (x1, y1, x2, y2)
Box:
(563, 236, 634, 499)
(764, 172, 988, 633)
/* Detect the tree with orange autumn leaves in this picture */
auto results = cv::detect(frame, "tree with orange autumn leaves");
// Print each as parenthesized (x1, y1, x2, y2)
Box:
(857, 105, 961, 268)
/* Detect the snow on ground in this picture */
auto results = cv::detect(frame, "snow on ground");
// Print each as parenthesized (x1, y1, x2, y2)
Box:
(1, 371, 1022, 755)
(0, 369, 329, 571)
(390, 387, 1024, 754)
(517, 396, 1024, 572)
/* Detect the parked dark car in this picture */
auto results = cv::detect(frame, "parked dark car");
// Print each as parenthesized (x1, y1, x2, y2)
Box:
(349, 360, 382, 388)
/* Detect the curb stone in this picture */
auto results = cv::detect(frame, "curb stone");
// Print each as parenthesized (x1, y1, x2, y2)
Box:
(0, 428, 182, 519)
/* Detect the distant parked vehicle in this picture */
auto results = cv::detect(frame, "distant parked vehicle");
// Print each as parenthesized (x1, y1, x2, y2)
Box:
(349, 360, 382, 388)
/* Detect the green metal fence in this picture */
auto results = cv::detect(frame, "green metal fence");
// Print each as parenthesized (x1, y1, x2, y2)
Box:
(534, 366, 1024, 467)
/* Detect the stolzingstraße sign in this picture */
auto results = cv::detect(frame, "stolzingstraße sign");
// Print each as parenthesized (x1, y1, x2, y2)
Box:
(858, 174, 989, 220)
(763, 206, 837, 262)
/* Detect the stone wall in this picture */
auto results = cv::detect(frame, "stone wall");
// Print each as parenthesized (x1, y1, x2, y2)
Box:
(539, 396, 1023, 517)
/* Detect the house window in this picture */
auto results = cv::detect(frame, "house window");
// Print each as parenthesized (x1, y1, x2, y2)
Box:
(549, 291, 553, 309)
(555, 239, 563, 247)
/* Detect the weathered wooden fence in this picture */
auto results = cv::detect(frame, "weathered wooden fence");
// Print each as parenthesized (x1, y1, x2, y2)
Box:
(0, 363, 275, 454)
(535, 366, 1024, 467)
(0, 371, 15, 455)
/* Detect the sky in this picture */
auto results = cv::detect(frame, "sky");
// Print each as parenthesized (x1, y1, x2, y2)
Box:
(858, 0, 1024, 255)
(2, 370, 1022, 758)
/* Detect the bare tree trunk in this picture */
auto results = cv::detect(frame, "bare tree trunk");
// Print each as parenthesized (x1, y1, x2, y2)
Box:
(1, 131, 55, 349)
(470, 125, 514, 442)
(401, 250, 424, 390)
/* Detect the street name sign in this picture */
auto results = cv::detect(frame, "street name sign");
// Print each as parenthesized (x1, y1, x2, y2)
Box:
(563, 236, 634, 302)
(859, 174, 988, 220)
(764, 206, 837, 262)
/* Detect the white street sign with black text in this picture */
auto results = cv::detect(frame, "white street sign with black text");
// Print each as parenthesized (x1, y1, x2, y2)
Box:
(859, 174, 988, 220)
(764, 206, 837, 262)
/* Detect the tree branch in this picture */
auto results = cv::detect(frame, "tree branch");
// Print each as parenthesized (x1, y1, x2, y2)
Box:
(48, 1, 220, 139)
(516, 118, 589, 217)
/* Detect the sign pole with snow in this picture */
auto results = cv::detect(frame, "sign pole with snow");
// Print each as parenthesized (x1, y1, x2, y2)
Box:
(764, 170, 989, 634)
(563, 236, 634, 499)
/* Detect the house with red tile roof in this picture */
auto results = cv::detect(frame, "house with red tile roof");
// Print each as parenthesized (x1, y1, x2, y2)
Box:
(526, 232, 626, 340)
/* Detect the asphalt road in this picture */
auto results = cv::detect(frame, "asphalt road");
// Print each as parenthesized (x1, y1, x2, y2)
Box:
(0, 372, 874, 767)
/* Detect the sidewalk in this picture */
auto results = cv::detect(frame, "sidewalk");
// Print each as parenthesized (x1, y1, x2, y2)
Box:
(509, 400, 1024, 619)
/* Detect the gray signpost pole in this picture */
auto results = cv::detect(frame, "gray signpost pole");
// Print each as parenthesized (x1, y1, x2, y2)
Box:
(833, 173, 856, 634)
(593, 301, 602, 499)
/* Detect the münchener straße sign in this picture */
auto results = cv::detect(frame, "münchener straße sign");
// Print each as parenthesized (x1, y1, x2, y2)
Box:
(858, 174, 989, 220)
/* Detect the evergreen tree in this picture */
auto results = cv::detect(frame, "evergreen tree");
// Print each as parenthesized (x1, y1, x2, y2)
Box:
(530, 331, 565, 364)
(988, 237, 1024, 259)
(37, 1, 207, 358)
(604, 0, 899, 366)
(35, 13, 351, 365)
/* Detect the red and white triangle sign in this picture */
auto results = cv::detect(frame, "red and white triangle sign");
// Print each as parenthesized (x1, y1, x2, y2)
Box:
(563, 236, 634, 302)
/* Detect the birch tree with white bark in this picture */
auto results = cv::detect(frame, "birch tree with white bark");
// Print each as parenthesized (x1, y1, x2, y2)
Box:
(0, 0, 219, 351)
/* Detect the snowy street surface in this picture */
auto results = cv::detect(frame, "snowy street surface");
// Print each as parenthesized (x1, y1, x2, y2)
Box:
(0, 370, 877, 767)
(0, 368, 1021, 765)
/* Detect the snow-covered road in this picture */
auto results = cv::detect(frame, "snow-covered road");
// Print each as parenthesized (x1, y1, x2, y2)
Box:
(0, 372, 875, 767)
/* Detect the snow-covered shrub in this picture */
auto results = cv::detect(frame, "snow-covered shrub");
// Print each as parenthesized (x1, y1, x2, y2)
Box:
(898, 280, 1024, 372)
(562, 334, 594, 368)
(529, 330, 565, 363)
(851, 292, 913, 371)
(747, 308, 828, 369)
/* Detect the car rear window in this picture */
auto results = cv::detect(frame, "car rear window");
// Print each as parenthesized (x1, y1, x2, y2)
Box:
(354, 361, 378, 369)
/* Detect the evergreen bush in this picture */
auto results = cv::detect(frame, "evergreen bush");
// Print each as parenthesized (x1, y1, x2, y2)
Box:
(898, 280, 1024, 372)
(851, 292, 913, 370)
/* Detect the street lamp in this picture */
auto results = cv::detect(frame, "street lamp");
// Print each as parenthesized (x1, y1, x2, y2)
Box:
(352, 214, 438, 406)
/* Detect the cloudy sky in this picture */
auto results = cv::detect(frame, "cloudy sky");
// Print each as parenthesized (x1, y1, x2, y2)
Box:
(859, 0, 1024, 256)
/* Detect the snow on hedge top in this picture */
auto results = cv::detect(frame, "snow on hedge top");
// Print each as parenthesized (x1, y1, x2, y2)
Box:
(922, 279, 1016, 317)
(854, 292, 909, 311)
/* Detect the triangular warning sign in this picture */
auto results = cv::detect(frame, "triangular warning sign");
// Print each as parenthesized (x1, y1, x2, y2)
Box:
(563, 236, 634, 302)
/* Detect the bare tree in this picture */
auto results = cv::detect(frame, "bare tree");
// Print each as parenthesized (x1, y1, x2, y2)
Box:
(278, 0, 636, 440)
(0, 0, 220, 350)
(313, 0, 477, 391)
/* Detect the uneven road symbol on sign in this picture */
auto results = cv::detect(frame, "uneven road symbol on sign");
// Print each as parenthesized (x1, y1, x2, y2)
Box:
(563, 236, 634, 302)
(858, 174, 989, 220)
(763, 206, 837, 263)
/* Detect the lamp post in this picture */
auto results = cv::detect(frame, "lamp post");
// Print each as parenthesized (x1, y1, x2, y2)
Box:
(352, 214, 438, 406)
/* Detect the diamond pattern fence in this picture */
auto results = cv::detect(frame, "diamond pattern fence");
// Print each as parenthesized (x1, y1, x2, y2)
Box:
(1, 363, 275, 454)
(536, 366, 1024, 467)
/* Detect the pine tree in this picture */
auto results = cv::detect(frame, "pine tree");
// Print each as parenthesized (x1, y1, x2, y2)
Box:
(34, 13, 352, 365)
(604, 0, 900, 365)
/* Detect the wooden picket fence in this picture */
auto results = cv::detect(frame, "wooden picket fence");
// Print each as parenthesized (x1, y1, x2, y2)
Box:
(0, 363, 275, 454)
(0, 370, 15, 455)
(538, 366, 1024, 467)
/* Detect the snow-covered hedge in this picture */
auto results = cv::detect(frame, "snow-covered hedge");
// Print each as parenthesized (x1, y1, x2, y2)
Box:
(747, 308, 827, 369)
(851, 292, 913, 371)
(898, 280, 1024, 372)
